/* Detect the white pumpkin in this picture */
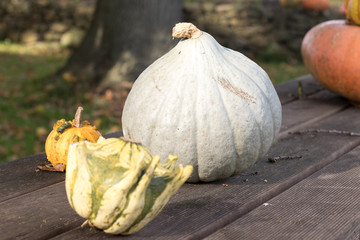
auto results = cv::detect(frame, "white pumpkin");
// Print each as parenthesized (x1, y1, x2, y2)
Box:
(122, 23, 282, 182)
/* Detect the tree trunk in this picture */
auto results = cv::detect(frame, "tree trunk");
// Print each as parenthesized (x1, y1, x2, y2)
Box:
(61, 0, 182, 91)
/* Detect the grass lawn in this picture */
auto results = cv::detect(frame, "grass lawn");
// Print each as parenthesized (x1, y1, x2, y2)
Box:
(0, 41, 308, 163)
(0, 41, 121, 162)
(259, 59, 308, 85)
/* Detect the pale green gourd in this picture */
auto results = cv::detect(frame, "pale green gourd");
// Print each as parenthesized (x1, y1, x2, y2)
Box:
(65, 137, 192, 235)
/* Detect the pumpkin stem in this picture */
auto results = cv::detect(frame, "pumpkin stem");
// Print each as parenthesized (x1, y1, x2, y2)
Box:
(120, 136, 140, 144)
(172, 22, 202, 39)
(74, 106, 83, 128)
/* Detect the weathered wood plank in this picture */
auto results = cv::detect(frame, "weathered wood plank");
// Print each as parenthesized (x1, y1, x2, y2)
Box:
(347, 226, 360, 240)
(274, 74, 323, 105)
(0, 182, 83, 240)
(0, 77, 324, 202)
(275, 74, 350, 140)
(0, 78, 342, 203)
(170, 107, 360, 240)
(205, 144, 360, 240)
(0, 77, 356, 239)
(278, 90, 349, 139)
(0, 131, 123, 203)
(0, 153, 65, 203)
(4, 107, 356, 240)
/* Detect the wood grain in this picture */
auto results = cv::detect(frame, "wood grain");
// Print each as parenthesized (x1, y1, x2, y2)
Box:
(275, 74, 323, 105)
(279, 90, 349, 139)
(13, 108, 359, 239)
(1, 77, 359, 239)
(0, 131, 123, 203)
(206, 141, 360, 240)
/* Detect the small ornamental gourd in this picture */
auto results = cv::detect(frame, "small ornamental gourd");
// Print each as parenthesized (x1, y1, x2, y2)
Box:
(65, 137, 192, 235)
(345, 0, 360, 25)
(44, 106, 101, 171)
(122, 23, 282, 182)
(301, 0, 360, 104)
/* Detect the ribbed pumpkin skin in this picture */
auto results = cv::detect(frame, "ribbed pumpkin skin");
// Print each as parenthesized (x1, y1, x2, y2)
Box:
(45, 119, 101, 168)
(301, 20, 360, 104)
(122, 32, 282, 182)
(65, 137, 192, 235)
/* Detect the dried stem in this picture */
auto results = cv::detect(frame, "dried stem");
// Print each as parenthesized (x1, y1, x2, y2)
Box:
(81, 220, 89, 228)
(268, 155, 302, 163)
(120, 136, 140, 143)
(289, 129, 360, 136)
(298, 81, 306, 100)
(74, 106, 83, 128)
(81, 219, 95, 228)
(172, 22, 202, 39)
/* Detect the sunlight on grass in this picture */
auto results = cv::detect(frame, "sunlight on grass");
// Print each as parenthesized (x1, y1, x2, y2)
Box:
(0, 41, 63, 55)
(0, 42, 122, 162)
(0, 42, 71, 161)
(0, 42, 69, 86)
(258, 60, 309, 85)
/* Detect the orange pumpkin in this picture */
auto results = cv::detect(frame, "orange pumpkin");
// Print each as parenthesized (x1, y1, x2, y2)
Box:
(301, 19, 360, 104)
(44, 106, 102, 170)
(301, 0, 329, 11)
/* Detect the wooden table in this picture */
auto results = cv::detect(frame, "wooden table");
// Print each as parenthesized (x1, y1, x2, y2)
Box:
(1, 75, 360, 240)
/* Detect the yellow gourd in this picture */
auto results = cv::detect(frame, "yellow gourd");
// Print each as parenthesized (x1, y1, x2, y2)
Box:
(44, 106, 101, 171)
(345, 0, 360, 25)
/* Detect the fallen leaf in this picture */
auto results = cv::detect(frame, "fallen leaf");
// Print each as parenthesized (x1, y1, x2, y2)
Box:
(36, 126, 48, 140)
(11, 143, 24, 153)
(93, 118, 102, 129)
(37, 163, 65, 172)
(0, 145, 7, 155)
(35, 104, 45, 113)
(105, 89, 114, 101)
(15, 128, 25, 140)
(62, 71, 77, 83)
(108, 125, 119, 132)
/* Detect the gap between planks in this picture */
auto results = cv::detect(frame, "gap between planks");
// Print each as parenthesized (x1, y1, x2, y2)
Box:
(51, 107, 360, 240)
(278, 104, 350, 139)
(203, 145, 360, 240)
(1, 76, 355, 239)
